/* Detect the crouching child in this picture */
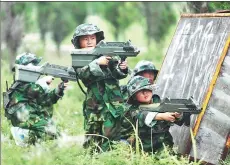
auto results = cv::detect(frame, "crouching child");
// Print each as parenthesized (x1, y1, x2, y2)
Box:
(121, 76, 182, 153)
(3, 52, 68, 146)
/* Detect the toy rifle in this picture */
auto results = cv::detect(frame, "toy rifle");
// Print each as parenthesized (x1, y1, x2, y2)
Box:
(139, 97, 202, 126)
(71, 40, 140, 68)
(139, 97, 201, 114)
(14, 62, 76, 83)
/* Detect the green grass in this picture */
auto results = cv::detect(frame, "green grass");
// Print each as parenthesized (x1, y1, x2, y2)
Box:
(1, 140, 194, 165)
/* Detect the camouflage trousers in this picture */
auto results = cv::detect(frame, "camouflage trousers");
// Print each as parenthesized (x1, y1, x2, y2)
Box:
(7, 103, 60, 145)
(125, 131, 174, 153)
(83, 110, 122, 152)
(139, 131, 174, 153)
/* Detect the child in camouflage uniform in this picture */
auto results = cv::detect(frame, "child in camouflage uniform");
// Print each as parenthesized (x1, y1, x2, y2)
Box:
(121, 76, 182, 152)
(71, 23, 128, 151)
(4, 52, 67, 146)
(121, 60, 159, 102)
(132, 60, 159, 84)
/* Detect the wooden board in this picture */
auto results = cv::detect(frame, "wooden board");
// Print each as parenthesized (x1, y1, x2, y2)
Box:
(154, 13, 230, 164)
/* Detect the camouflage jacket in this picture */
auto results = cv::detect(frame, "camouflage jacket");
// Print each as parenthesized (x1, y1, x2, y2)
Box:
(121, 98, 171, 140)
(76, 56, 128, 118)
(6, 81, 61, 117)
(120, 85, 129, 102)
(120, 102, 174, 152)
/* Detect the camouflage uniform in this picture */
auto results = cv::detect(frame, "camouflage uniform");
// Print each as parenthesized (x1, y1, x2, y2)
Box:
(121, 60, 159, 102)
(120, 76, 173, 152)
(72, 24, 128, 151)
(4, 53, 64, 145)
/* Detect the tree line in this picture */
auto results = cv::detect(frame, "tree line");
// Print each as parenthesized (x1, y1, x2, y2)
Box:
(1, 2, 229, 69)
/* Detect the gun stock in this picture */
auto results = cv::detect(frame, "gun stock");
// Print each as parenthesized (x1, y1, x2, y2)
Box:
(71, 40, 140, 68)
(14, 62, 77, 83)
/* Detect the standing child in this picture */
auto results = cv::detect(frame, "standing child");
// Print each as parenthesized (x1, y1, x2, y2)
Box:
(71, 23, 128, 151)
(121, 76, 181, 152)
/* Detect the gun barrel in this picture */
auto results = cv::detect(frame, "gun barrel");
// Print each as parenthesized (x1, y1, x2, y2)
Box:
(177, 107, 201, 114)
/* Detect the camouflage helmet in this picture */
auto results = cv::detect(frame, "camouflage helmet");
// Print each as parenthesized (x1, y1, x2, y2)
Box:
(71, 23, 105, 48)
(15, 52, 42, 66)
(127, 75, 154, 103)
(132, 60, 159, 78)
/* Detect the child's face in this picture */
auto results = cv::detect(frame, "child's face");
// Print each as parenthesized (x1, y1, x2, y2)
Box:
(79, 34, 97, 48)
(135, 89, 152, 103)
(139, 71, 155, 84)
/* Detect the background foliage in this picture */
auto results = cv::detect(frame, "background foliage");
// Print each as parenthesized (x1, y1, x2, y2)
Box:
(1, 2, 229, 165)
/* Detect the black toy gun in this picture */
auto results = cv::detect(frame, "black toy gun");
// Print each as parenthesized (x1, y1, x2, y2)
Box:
(139, 97, 202, 126)
(71, 40, 140, 68)
(139, 97, 201, 114)
(14, 62, 77, 83)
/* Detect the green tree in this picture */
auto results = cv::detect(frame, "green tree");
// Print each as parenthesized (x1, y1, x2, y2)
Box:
(140, 2, 177, 47)
(116, 2, 141, 40)
(36, 2, 53, 46)
(186, 2, 230, 13)
(1, 2, 25, 70)
(50, 4, 71, 56)
(186, 2, 209, 13)
(69, 2, 88, 25)
(90, 2, 140, 40)
(22, 2, 37, 32)
(48, 2, 87, 56)
(208, 2, 230, 12)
